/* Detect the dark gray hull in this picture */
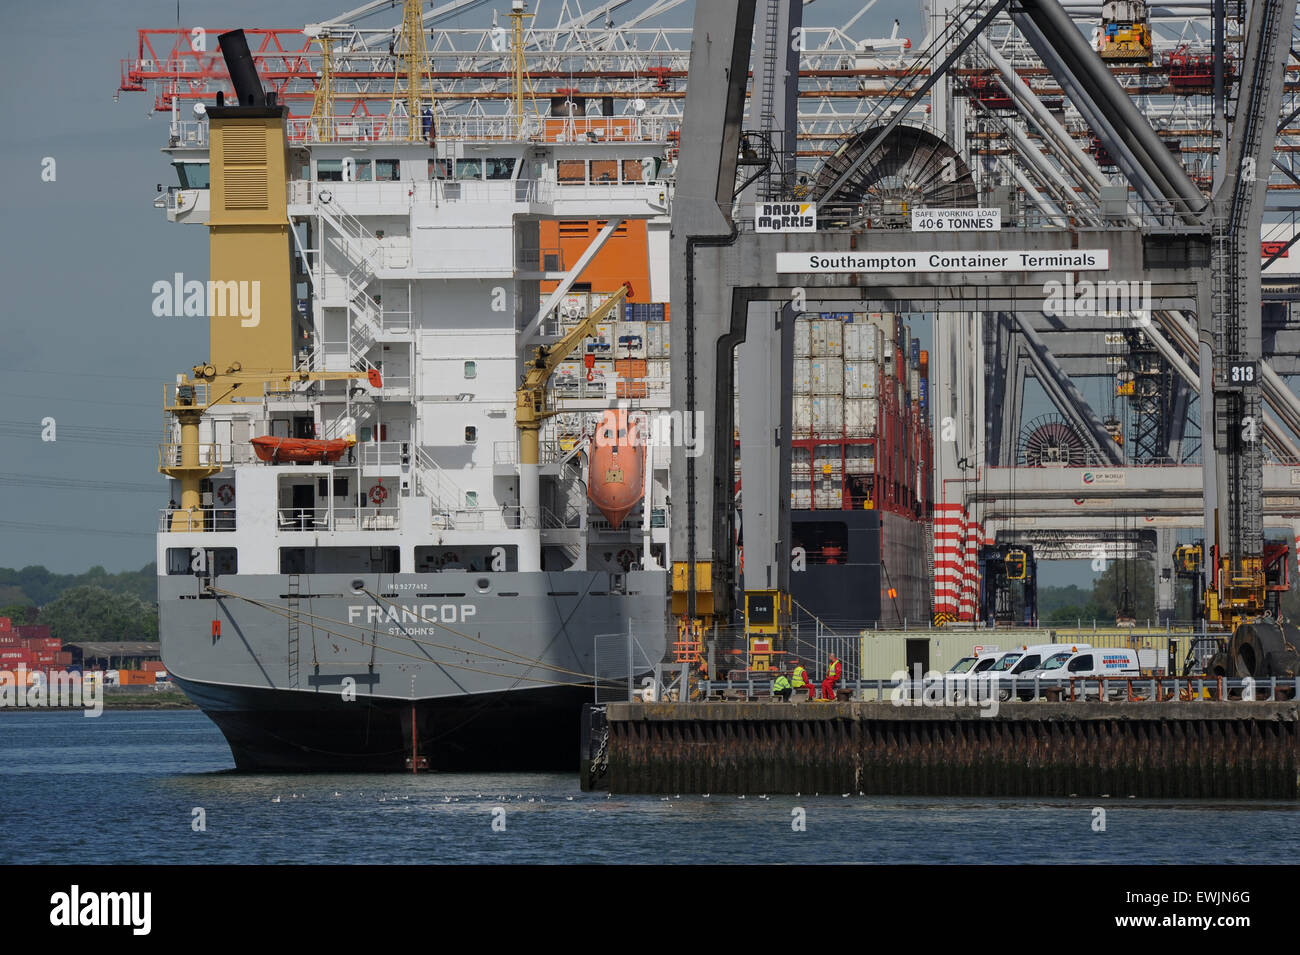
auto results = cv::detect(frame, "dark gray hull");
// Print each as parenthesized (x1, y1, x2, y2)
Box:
(159, 570, 668, 771)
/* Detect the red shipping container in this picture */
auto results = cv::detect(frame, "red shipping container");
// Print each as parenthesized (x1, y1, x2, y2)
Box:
(55, 652, 73, 665)
(0, 618, 10, 633)
(16, 626, 51, 640)
(142, 661, 166, 672)
(0, 635, 19, 647)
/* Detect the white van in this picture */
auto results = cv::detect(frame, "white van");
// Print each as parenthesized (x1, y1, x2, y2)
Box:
(975, 644, 1092, 699)
(1018, 647, 1140, 699)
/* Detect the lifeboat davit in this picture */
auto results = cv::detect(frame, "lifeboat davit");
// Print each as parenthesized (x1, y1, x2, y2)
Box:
(251, 435, 356, 464)
(587, 410, 645, 529)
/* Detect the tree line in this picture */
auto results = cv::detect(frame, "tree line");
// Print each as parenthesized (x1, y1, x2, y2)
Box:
(0, 563, 158, 643)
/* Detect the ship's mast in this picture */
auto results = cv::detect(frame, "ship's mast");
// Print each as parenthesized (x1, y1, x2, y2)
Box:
(390, 0, 432, 141)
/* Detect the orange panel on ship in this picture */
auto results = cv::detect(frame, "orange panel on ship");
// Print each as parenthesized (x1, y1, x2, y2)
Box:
(540, 219, 651, 299)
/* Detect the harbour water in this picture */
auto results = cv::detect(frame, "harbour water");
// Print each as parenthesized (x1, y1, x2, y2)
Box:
(1, 710, 1297, 865)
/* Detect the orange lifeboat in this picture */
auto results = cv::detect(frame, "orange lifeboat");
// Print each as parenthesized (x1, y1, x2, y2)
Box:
(587, 409, 645, 529)
(251, 435, 356, 464)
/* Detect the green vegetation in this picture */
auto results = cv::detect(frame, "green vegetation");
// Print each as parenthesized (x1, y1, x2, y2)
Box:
(1039, 560, 1156, 624)
(0, 563, 158, 642)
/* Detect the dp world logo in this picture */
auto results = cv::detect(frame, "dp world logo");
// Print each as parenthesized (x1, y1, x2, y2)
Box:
(1082, 471, 1095, 485)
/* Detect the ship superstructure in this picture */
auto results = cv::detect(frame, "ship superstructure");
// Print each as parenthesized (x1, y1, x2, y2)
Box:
(152, 22, 676, 770)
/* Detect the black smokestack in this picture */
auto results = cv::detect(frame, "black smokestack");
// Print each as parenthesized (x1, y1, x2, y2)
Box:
(218, 30, 267, 108)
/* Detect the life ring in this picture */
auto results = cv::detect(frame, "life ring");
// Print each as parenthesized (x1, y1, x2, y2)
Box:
(216, 483, 235, 505)
(368, 484, 388, 505)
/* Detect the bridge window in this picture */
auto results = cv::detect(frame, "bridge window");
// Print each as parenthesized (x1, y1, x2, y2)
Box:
(557, 160, 586, 183)
(455, 159, 484, 180)
(485, 158, 516, 180)
(166, 547, 237, 575)
(175, 162, 210, 189)
(374, 159, 400, 181)
(591, 159, 617, 183)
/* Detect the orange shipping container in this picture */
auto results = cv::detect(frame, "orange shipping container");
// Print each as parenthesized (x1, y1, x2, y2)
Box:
(615, 359, 647, 379)
(616, 381, 649, 399)
(118, 669, 155, 685)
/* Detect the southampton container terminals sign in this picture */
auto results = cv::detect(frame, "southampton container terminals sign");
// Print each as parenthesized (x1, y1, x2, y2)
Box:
(775, 249, 1111, 274)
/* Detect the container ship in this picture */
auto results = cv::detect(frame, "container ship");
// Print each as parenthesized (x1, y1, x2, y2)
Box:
(139, 12, 935, 771)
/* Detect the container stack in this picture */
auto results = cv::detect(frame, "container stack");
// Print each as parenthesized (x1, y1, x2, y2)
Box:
(554, 295, 670, 399)
(786, 312, 931, 516)
(0, 619, 76, 678)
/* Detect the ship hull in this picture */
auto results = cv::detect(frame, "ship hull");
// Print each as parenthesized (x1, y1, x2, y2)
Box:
(159, 570, 667, 772)
(174, 675, 592, 771)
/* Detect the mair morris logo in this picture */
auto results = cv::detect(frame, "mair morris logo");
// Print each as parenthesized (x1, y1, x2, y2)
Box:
(756, 202, 816, 233)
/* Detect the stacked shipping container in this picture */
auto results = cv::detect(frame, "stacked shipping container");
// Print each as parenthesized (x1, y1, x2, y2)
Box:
(553, 292, 670, 399)
(790, 312, 931, 518)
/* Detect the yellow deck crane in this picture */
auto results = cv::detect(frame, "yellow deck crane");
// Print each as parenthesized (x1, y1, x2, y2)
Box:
(515, 282, 633, 542)
(161, 362, 376, 531)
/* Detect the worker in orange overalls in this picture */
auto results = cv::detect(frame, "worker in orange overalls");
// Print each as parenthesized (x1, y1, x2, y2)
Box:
(821, 653, 842, 701)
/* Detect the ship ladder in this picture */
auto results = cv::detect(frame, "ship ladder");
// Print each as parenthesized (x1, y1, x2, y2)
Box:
(287, 574, 301, 688)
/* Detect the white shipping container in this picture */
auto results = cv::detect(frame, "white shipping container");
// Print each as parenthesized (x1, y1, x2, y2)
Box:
(811, 356, 843, 393)
(845, 396, 878, 436)
(844, 360, 878, 397)
(791, 445, 811, 473)
(559, 292, 589, 321)
(645, 322, 669, 358)
(843, 323, 861, 360)
(554, 361, 583, 393)
(794, 317, 812, 356)
(811, 319, 843, 357)
(791, 477, 812, 509)
(615, 321, 647, 359)
(793, 395, 813, 433)
(910, 369, 921, 403)
(813, 444, 842, 475)
(793, 357, 811, 394)
(813, 481, 843, 509)
(863, 327, 880, 362)
(812, 395, 844, 436)
(845, 443, 875, 473)
(867, 312, 894, 342)
(646, 359, 671, 387)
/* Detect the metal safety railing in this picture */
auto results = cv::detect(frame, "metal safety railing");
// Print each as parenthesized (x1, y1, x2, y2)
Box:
(276, 505, 400, 532)
(691, 675, 1299, 703)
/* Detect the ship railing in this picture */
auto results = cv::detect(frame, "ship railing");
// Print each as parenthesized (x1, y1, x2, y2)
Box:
(358, 440, 411, 467)
(429, 504, 572, 531)
(157, 442, 223, 469)
(285, 114, 677, 145)
(276, 506, 399, 532)
(158, 507, 235, 533)
(167, 120, 208, 147)
(493, 441, 518, 468)
(414, 445, 463, 513)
